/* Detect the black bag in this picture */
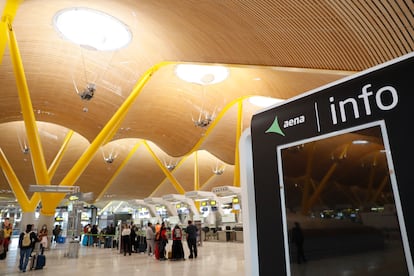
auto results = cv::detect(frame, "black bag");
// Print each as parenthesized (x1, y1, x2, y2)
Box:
(138, 236, 147, 253)
(35, 254, 46, 269)
(30, 253, 46, 270)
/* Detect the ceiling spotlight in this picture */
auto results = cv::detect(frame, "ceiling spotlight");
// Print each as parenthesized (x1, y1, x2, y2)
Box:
(79, 83, 96, 101)
(22, 146, 30, 154)
(102, 148, 118, 164)
(212, 167, 225, 175)
(164, 159, 178, 171)
(192, 110, 215, 128)
(212, 162, 225, 175)
(104, 156, 115, 164)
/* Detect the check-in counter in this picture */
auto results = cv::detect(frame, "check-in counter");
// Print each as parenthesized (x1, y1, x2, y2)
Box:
(217, 230, 236, 242)
(235, 230, 243, 242)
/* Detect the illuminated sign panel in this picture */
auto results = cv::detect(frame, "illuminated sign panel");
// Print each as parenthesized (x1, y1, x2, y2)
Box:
(249, 53, 414, 275)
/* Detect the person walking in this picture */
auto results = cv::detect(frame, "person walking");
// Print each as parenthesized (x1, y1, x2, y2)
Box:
(146, 222, 155, 256)
(121, 224, 132, 256)
(291, 222, 307, 264)
(38, 224, 49, 254)
(18, 224, 38, 272)
(186, 220, 198, 259)
(171, 224, 185, 260)
(2, 218, 12, 253)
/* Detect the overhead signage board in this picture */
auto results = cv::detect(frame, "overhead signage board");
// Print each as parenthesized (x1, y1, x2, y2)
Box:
(248, 52, 414, 275)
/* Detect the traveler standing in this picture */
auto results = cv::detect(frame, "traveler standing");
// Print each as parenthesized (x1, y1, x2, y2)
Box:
(91, 224, 98, 246)
(171, 224, 185, 260)
(18, 224, 38, 272)
(130, 224, 137, 253)
(2, 218, 12, 252)
(158, 222, 168, 261)
(186, 220, 198, 259)
(146, 222, 155, 256)
(291, 222, 307, 264)
(106, 224, 115, 248)
(121, 224, 132, 256)
(38, 224, 49, 254)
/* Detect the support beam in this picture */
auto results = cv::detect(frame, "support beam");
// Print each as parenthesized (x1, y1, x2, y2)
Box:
(233, 100, 243, 187)
(0, 148, 38, 211)
(6, 19, 49, 186)
(0, 0, 22, 65)
(95, 142, 143, 202)
(303, 144, 350, 214)
(194, 151, 199, 191)
(144, 141, 185, 194)
(150, 155, 190, 197)
(370, 174, 390, 204)
(48, 130, 74, 180)
(188, 96, 251, 158)
(37, 62, 171, 213)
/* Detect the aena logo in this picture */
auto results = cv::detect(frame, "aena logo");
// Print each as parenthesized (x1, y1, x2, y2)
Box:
(265, 115, 305, 136)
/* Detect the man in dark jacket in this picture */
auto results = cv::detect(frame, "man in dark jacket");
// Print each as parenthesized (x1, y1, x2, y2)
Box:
(186, 220, 198, 258)
(18, 224, 38, 272)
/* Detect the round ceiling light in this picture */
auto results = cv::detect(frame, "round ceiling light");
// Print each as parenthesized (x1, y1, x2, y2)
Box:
(249, 96, 284, 108)
(53, 7, 132, 51)
(175, 64, 229, 85)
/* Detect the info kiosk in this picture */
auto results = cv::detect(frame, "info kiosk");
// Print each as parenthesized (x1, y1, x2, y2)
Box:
(241, 53, 414, 275)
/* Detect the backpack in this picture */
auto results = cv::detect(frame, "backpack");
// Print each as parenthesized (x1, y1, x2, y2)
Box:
(174, 228, 181, 239)
(22, 232, 31, 247)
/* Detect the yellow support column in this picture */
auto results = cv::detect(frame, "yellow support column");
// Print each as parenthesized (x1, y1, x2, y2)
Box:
(48, 130, 74, 180)
(0, 0, 22, 65)
(233, 100, 243, 187)
(150, 155, 190, 197)
(303, 144, 350, 214)
(41, 62, 170, 213)
(6, 20, 49, 186)
(95, 142, 143, 202)
(0, 148, 39, 211)
(144, 141, 185, 194)
(194, 151, 199, 191)
(6, 19, 59, 216)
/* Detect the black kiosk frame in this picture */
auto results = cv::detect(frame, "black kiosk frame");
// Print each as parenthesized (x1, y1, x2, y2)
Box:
(244, 52, 414, 275)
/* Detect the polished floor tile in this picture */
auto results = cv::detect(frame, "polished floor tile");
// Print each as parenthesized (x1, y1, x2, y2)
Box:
(0, 238, 245, 276)
(1, 237, 410, 275)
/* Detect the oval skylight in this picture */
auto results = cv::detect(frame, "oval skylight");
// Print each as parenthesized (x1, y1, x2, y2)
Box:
(53, 7, 132, 51)
(175, 64, 229, 85)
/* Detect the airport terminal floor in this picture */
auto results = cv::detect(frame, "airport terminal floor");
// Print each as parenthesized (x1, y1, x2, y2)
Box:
(0, 236, 408, 276)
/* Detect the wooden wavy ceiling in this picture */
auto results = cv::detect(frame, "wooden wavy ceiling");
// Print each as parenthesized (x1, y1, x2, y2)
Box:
(0, 0, 413, 208)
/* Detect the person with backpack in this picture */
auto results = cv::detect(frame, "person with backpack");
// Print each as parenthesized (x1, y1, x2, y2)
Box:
(18, 224, 38, 272)
(171, 224, 185, 261)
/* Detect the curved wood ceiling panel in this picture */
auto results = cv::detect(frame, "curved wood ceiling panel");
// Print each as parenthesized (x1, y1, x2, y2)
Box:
(0, 0, 412, 208)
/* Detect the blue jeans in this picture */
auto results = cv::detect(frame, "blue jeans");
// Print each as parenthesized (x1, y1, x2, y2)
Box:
(19, 247, 32, 271)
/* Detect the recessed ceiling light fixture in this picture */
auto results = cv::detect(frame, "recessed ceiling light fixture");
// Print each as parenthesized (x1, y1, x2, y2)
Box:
(175, 64, 229, 85)
(248, 96, 284, 108)
(53, 7, 132, 51)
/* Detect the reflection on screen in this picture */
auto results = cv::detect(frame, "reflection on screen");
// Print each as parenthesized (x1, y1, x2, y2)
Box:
(277, 121, 410, 275)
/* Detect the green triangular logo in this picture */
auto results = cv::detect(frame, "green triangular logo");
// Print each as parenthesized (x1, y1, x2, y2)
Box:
(265, 116, 285, 136)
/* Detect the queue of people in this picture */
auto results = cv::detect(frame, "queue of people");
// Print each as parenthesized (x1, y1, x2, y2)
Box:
(109, 220, 200, 262)
(1, 217, 201, 271)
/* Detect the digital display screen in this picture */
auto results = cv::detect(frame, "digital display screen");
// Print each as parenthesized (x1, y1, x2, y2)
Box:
(277, 121, 410, 275)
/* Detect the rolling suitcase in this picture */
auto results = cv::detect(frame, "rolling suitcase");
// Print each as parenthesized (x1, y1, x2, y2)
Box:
(138, 236, 147, 253)
(34, 254, 46, 269)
